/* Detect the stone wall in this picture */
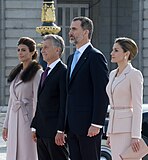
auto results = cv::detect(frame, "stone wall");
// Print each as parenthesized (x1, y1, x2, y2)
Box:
(143, 0, 148, 102)
(1, 0, 42, 105)
(0, 0, 147, 104)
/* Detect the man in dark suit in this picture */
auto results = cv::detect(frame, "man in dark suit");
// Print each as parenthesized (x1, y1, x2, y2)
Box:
(31, 34, 69, 160)
(66, 16, 109, 160)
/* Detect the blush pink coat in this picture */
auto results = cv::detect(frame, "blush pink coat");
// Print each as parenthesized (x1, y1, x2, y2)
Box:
(3, 69, 42, 160)
(106, 63, 143, 160)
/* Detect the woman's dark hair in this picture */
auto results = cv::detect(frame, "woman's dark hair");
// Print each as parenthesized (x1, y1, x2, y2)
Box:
(7, 37, 40, 83)
(115, 37, 138, 61)
(17, 37, 38, 60)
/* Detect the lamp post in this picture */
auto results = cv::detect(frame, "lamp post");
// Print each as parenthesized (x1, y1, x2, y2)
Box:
(36, 0, 61, 69)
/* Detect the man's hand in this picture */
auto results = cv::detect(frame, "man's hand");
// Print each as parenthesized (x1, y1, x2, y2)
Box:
(55, 132, 66, 146)
(2, 128, 8, 141)
(32, 131, 37, 142)
(87, 125, 100, 137)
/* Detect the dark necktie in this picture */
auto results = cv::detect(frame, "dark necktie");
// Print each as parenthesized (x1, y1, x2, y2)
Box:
(41, 67, 50, 87)
(70, 50, 80, 77)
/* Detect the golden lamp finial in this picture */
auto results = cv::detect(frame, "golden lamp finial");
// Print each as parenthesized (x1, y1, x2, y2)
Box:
(36, 0, 61, 35)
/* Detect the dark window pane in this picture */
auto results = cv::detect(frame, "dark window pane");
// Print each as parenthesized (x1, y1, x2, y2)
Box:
(65, 8, 70, 26)
(81, 8, 87, 16)
(73, 8, 78, 17)
(58, 8, 62, 26)
(65, 28, 70, 46)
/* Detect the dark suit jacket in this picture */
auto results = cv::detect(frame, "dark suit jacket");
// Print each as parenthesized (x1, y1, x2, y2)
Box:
(31, 61, 67, 138)
(66, 45, 109, 135)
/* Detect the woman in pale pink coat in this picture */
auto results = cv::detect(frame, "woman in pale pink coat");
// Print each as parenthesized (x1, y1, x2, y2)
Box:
(2, 37, 43, 160)
(106, 37, 143, 160)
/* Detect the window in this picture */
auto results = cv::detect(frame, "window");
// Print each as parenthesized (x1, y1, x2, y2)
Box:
(57, 4, 89, 62)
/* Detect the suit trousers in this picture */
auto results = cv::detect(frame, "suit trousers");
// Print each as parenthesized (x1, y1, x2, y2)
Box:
(37, 137, 69, 160)
(67, 131, 102, 160)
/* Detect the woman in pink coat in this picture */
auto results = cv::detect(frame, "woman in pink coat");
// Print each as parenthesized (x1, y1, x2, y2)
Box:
(106, 37, 143, 160)
(2, 37, 43, 160)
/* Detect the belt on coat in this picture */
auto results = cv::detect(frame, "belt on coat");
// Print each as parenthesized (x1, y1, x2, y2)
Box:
(110, 106, 132, 110)
(107, 106, 132, 134)
(12, 100, 32, 122)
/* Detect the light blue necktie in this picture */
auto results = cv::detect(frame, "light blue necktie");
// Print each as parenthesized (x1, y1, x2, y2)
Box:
(70, 50, 80, 77)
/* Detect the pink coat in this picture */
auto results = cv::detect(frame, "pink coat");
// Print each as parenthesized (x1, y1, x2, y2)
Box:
(3, 69, 42, 160)
(106, 63, 143, 138)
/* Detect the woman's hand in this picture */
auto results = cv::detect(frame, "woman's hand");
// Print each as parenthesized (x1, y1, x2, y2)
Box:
(106, 137, 111, 148)
(2, 128, 8, 141)
(131, 138, 141, 152)
(32, 131, 37, 143)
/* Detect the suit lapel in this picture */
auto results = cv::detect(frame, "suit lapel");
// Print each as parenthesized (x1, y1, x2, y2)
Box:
(38, 61, 61, 95)
(68, 45, 91, 84)
(67, 55, 73, 84)
(14, 72, 23, 88)
(108, 70, 116, 103)
(37, 79, 42, 95)
(70, 52, 88, 80)
(111, 72, 126, 93)
(111, 63, 131, 94)
(11, 79, 21, 101)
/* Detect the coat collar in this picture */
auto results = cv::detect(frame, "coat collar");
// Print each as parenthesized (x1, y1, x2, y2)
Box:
(13, 71, 23, 88)
(8, 61, 41, 83)
(109, 63, 133, 96)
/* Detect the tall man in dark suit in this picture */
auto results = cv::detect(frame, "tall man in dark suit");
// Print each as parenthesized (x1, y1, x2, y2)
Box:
(31, 34, 69, 160)
(66, 16, 109, 160)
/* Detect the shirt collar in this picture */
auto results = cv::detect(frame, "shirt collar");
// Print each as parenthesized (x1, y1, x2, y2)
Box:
(47, 58, 61, 69)
(77, 41, 91, 54)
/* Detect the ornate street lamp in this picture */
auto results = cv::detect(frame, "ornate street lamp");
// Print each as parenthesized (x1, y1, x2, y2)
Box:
(36, 0, 61, 69)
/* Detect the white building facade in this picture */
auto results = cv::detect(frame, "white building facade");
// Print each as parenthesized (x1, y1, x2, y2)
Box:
(0, 0, 148, 105)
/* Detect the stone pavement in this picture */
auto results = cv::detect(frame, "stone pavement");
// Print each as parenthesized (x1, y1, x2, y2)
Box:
(0, 106, 112, 160)
(0, 106, 7, 160)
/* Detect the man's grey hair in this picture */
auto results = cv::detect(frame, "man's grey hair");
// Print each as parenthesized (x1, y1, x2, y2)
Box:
(43, 34, 65, 56)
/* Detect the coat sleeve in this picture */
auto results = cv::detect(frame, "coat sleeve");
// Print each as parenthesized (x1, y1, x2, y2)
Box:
(3, 92, 13, 129)
(90, 52, 109, 126)
(32, 69, 43, 117)
(57, 67, 67, 131)
(130, 70, 143, 138)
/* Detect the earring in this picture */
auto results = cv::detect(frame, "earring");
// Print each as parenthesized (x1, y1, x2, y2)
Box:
(124, 56, 127, 60)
